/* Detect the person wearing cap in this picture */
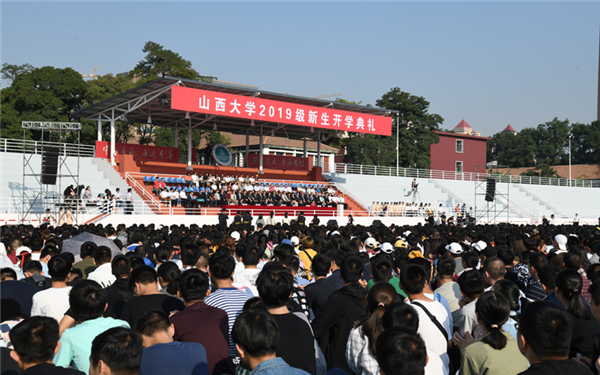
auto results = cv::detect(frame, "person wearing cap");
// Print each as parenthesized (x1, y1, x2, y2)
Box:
(553, 234, 569, 254)
(446, 242, 465, 274)
(364, 237, 378, 255)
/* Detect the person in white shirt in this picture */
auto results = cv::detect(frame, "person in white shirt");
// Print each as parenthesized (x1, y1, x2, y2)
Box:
(233, 246, 262, 297)
(114, 188, 122, 214)
(125, 188, 133, 215)
(31, 255, 73, 322)
(401, 263, 451, 375)
(179, 190, 187, 208)
(266, 212, 277, 226)
(87, 247, 115, 288)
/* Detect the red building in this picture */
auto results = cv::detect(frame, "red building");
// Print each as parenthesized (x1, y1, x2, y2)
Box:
(429, 130, 490, 174)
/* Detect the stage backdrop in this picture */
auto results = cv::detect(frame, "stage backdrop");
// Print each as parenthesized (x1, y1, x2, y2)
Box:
(247, 154, 309, 171)
(96, 141, 180, 162)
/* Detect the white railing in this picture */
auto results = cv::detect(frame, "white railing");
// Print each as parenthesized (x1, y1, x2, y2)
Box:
(0, 138, 95, 157)
(332, 163, 600, 188)
(331, 182, 371, 213)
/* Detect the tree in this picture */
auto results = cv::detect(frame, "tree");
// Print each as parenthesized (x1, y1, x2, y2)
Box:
(349, 87, 443, 168)
(520, 164, 560, 178)
(130, 41, 201, 84)
(79, 74, 138, 145)
(571, 120, 600, 165)
(487, 128, 537, 168)
(0, 66, 86, 141)
(533, 118, 569, 166)
(1, 63, 34, 84)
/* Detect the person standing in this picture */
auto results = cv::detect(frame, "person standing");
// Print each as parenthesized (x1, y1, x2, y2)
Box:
(114, 188, 122, 214)
(126, 188, 134, 215)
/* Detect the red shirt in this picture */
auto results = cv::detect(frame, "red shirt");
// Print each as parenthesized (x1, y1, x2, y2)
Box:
(170, 301, 234, 375)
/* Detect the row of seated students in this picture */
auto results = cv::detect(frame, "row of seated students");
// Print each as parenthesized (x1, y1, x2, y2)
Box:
(149, 173, 343, 209)
(154, 187, 344, 209)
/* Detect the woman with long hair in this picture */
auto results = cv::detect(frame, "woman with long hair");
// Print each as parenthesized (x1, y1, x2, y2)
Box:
(491, 279, 529, 339)
(346, 283, 397, 375)
(555, 269, 600, 358)
(454, 291, 529, 375)
(157, 261, 181, 299)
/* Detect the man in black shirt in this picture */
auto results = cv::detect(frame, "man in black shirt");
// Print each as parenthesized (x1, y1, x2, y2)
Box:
(305, 254, 340, 318)
(218, 209, 229, 230)
(9, 317, 85, 375)
(312, 254, 366, 373)
(297, 212, 306, 226)
(256, 263, 316, 375)
(104, 255, 134, 319)
(120, 266, 185, 326)
(517, 301, 593, 375)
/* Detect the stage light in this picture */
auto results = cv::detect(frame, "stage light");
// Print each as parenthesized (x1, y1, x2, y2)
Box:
(310, 127, 314, 132)
(213, 123, 217, 131)
(147, 115, 152, 124)
(271, 129, 275, 136)
(250, 120, 255, 127)
(185, 111, 190, 119)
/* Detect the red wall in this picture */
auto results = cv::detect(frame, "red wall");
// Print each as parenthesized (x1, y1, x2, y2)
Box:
(429, 132, 488, 173)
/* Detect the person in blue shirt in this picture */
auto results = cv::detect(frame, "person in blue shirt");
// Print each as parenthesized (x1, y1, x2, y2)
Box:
(54, 280, 129, 375)
(232, 309, 310, 375)
(135, 309, 209, 375)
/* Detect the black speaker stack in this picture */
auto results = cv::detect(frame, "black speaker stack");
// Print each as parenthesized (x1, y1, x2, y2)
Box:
(485, 179, 496, 202)
(41, 147, 59, 185)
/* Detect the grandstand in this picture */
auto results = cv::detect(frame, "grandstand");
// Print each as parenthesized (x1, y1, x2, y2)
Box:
(1, 139, 599, 227)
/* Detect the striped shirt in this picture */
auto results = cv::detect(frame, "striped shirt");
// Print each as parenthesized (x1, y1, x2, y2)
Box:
(205, 287, 252, 356)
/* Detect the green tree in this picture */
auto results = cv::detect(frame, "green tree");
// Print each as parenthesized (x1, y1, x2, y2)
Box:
(0, 66, 86, 141)
(520, 164, 560, 178)
(79, 74, 138, 144)
(534, 118, 570, 166)
(487, 128, 537, 168)
(359, 87, 444, 168)
(571, 120, 600, 165)
(1, 63, 34, 84)
(130, 41, 202, 84)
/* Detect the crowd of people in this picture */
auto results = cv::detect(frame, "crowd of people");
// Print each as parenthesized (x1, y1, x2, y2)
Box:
(150, 172, 345, 209)
(2, 218, 600, 375)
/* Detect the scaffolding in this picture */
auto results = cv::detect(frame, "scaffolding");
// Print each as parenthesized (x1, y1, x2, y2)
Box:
(21, 121, 82, 225)
(474, 178, 510, 224)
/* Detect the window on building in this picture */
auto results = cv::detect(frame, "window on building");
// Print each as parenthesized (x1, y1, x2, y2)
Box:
(456, 161, 463, 173)
(456, 140, 464, 153)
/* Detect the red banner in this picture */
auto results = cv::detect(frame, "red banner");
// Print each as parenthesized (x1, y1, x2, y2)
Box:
(246, 154, 309, 171)
(171, 86, 392, 136)
(95, 141, 180, 162)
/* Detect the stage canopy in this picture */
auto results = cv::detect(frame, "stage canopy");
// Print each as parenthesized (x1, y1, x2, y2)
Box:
(72, 76, 398, 169)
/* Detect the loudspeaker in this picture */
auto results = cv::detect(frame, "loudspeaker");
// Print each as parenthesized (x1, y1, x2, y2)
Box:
(485, 179, 496, 202)
(327, 220, 338, 228)
(41, 147, 59, 185)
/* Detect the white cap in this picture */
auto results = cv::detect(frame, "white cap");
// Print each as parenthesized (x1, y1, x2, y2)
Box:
(330, 230, 340, 237)
(16, 246, 31, 256)
(291, 236, 300, 246)
(380, 242, 394, 254)
(230, 231, 241, 242)
(446, 242, 463, 255)
(472, 240, 487, 252)
(554, 234, 568, 251)
(365, 237, 377, 248)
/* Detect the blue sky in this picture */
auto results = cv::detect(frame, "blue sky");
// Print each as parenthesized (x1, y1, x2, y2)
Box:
(1, 1, 599, 137)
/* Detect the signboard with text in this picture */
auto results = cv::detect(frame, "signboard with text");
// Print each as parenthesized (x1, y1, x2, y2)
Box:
(171, 86, 392, 136)
(247, 154, 309, 171)
(95, 141, 180, 163)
